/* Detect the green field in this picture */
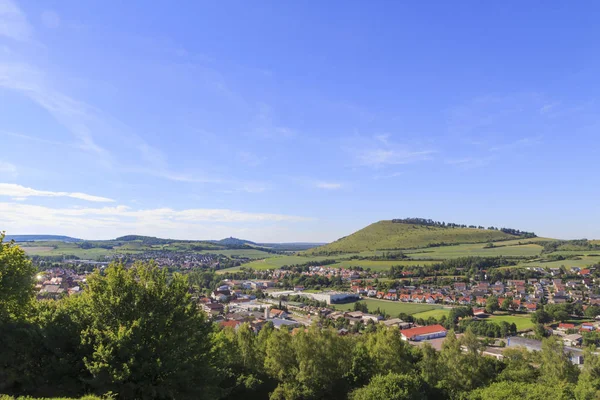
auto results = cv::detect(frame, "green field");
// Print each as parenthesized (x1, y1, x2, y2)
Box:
(333, 298, 441, 315)
(21, 243, 116, 258)
(520, 255, 600, 268)
(488, 315, 535, 331)
(234, 254, 358, 270)
(412, 308, 451, 320)
(405, 242, 543, 260)
(305, 220, 519, 254)
(199, 249, 276, 259)
(329, 259, 438, 271)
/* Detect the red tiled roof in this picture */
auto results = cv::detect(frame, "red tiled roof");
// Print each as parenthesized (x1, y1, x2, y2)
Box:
(401, 324, 447, 339)
(558, 323, 575, 329)
(220, 320, 241, 329)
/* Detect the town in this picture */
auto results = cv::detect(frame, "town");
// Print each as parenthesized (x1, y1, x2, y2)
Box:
(35, 258, 600, 365)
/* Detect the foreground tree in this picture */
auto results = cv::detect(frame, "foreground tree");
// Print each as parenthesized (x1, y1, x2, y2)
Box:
(349, 373, 427, 400)
(81, 261, 218, 399)
(539, 336, 579, 385)
(0, 233, 36, 321)
(468, 381, 574, 400)
(574, 347, 600, 400)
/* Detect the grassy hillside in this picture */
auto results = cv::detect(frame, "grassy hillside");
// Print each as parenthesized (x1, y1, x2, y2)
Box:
(306, 220, 519, 254)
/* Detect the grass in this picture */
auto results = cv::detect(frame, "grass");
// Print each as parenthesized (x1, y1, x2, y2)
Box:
(329, 259, 438, 272)
(520, 255, 600, 268)
(234, 255, 359, 270)
(412, 308, 451, 320)
(404, 242, 543, 259)
(333, 298, 441, 315)
(305, 220, 519, 254)
(488, 314, 535, 331)
(198, 249, 276, 259)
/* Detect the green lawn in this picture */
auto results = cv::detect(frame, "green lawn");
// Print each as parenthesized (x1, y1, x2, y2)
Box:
(330, 259, 437, 271)
(520, 255, 600, 268)
(333, 298, 441, 315)
(488, 314, 535, 331)
(412, 308, 451, 320)
(404, 242, 543, 260)
(232, 254, 359, 270)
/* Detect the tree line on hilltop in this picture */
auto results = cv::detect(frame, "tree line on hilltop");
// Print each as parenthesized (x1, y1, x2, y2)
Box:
(392, 218, 536, 238)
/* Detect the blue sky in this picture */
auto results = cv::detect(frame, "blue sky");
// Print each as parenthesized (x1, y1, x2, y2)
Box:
(0, 0, 599, 242)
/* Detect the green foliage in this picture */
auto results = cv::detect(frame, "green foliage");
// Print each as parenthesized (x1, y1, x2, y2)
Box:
(539, 336, 579, 385)
(485, 295, 499, 314)
(0, 233, 36, 321)
(458, 318, 517, 338)
(468, 381, 574, 400)
(584, 305, 600, 318)
(497, 348, 538, 383)
(349, 373, 427, 400)
(574, 347, 600, 400)
(80, 262, 217, 399)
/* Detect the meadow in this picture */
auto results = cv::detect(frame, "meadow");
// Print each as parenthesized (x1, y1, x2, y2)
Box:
(487, 314, 536, 332)
(198, 249, 276, 259)
(329, 259, 438, 272)
(520, 255, 600, 269)
(404, 242, 543, 259)
(412, 308, 452, 320)
(333, 298, 441, 315)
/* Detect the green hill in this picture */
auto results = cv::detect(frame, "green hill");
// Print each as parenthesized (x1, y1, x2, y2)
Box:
(306, 220, 522, 254)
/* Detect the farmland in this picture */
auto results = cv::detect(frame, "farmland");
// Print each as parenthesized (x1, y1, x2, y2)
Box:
(333, 298, 442, 315)
(329, 259, 438, 271)
(404, 242, 543, 260)
(487, 314, 536, 332)
(412, 308, 452, 320)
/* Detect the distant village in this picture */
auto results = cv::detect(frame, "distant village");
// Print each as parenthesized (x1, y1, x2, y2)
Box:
(35, 260, 600, 364)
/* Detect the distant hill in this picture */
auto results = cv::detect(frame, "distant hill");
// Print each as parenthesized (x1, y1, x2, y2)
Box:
(214, 237, 257, 247)
(4, 235, 82, 243)
(305, 219, 529, 255)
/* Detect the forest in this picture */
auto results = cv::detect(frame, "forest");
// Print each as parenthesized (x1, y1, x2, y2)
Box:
(1, 237, 599, 400)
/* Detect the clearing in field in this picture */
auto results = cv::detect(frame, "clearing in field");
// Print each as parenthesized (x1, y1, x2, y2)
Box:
(20, 246, 56, 255)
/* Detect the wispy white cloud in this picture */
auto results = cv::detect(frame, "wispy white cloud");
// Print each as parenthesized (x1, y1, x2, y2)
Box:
(0, 0, 32, 41)
(315, 181, 343, 190)
(250, 103, 296, 139)
(489, 136, 542, 152)
(0, 2, 223, 186)
(0, 161, 17, 177)
(356, 148, 434, 167)
(444, 157, 493, 170)
(373, 171, 403, 180)
(0, 183, 114, 202)
(346, 134, 435, 168)
(0, 202, 314, 239)
(0, 62, 112, 162)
